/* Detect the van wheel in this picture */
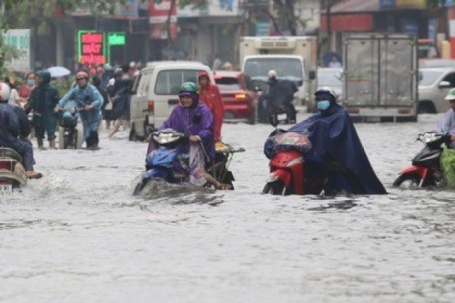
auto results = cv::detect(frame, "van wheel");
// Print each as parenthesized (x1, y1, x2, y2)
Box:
(129, 123, 136, 141)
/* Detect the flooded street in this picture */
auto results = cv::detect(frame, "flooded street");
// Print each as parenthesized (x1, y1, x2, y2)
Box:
(1, 112, 454, 303)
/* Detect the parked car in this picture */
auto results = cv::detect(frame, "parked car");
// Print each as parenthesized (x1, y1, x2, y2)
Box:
(317, 67, 343, 97)
(129, 61, 214, 140)
(214, 70, 258, 124)
(418, 67, 455, 113)
(419, 58, 455, 68)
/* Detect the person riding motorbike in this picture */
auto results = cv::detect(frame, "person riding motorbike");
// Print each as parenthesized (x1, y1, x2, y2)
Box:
(147, 82, 230, 190)
(25, 70, 60, 149)
(258, 70, 297, 123)
(0, 82, 42, 179)
(265, 87, 386, 195)
(435, 88, 455, 188)
(55, 71, 103, 150)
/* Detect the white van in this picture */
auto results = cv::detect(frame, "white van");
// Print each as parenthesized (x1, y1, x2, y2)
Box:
(129, 61, 215, 140)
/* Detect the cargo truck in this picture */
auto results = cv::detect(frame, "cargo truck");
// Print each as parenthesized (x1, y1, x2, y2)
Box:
(342, 33, 418, 122)
(239, 36, 317, 107)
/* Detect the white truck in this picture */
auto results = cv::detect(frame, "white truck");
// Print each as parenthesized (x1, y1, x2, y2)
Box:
(239, 36, 318, 107)
(342, 33, 418, 122)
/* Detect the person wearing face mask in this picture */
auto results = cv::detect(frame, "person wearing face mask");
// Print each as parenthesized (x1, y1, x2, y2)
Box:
(18, 72, 36, 108)
(265, 87, 386, 195)
(25, 70, 60, 149)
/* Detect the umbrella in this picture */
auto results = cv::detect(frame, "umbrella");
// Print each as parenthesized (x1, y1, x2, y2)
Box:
(47, 66, 71, 78)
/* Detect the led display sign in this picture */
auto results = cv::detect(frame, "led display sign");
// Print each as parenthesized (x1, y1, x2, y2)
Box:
(77, 31, 106, 65)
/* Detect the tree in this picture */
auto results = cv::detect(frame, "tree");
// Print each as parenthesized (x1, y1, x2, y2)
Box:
(244, 0, 320, 36)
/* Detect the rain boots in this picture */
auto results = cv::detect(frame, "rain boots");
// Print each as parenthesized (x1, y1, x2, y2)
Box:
(49, 139, 56, 149)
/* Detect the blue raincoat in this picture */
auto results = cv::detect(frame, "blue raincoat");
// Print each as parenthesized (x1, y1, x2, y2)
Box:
(265, 103, 387, 195)
(58, 83, 103, 141)
(0, 103, 35, 170)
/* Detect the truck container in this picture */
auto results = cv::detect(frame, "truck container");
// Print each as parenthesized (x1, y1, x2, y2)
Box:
(342, 33, 418, 122)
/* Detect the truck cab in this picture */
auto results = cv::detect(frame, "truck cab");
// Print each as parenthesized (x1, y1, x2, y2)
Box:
(239, 36, 317, 107)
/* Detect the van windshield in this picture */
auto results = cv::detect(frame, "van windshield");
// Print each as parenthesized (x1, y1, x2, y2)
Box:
(155, 70, 204, 95)
(244, 58, 303, 82)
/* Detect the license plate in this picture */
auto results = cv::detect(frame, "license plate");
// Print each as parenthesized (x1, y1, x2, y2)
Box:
(0, 184, 12, 194)
(277, 113, 287, 121)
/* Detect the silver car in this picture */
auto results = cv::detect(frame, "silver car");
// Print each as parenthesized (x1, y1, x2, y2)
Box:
(418, 67, 455, 113)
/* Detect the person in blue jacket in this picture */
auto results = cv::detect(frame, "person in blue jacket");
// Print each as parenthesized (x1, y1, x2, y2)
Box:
(265, 87, 387, 195)
(55, 71, 103, 150)
(0, 82, 42, 179)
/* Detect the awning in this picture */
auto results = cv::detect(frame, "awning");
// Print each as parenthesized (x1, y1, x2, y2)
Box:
(328, 0, 380, 13)
(320, 14, 374, 32)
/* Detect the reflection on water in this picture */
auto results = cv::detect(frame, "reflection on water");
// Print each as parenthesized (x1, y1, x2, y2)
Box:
(132, 177, 224, 206)
(307, 199, 359, 211)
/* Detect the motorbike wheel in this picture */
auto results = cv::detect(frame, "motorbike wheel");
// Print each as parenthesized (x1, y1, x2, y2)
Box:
(63, 132, 69, 149)
(392, 174, 421, 189)
(263, 180, 292, 195)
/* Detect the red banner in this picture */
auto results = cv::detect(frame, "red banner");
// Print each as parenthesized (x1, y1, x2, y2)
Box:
(149, 0, 177, 39)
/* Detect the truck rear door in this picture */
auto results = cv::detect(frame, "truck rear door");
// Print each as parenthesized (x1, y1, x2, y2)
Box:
(343, 33, 417, 119)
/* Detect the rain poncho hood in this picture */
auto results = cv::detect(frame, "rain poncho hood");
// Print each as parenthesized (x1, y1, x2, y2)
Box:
(36, 70, 51, 87)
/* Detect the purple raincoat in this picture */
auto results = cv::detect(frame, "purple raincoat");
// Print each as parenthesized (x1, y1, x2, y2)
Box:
(157, 98, 215, 160)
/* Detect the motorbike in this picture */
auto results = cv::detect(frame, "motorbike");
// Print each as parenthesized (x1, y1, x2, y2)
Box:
(133, 129, 244, 195)
(257, 79, 297, 125)
(393, 132, 450, 188)
(262, 130, 326, 195)
(57, 107, 84, 149)
(257, 95, 296, 125)
(262, 116, 335, 196)
(0, 147, 27, 194)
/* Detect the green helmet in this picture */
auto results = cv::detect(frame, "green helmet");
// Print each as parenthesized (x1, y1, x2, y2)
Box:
(179, 82, 198, 95)
(445, 88, 455, 101)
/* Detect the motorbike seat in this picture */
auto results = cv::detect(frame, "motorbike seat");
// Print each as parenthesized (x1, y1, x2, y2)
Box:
(413, 148, 441, 164)
(0, 147, 22, 163)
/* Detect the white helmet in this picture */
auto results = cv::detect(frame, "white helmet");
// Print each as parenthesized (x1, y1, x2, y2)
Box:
(0, 82, 11, 102)
(315, 86, 337, 102)
(268, 69, 277, 78)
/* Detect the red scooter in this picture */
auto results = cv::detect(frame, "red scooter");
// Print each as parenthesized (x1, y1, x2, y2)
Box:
(262, 115, 326, 195)
(393, 132, 450, 188)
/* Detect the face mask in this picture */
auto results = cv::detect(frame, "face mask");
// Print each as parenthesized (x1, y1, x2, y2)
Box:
(27, 79, 35, 86)
(317, 100, 330, 111)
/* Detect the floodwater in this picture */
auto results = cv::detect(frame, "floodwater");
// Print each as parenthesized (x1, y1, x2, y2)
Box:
(1, 111, 454, 303)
